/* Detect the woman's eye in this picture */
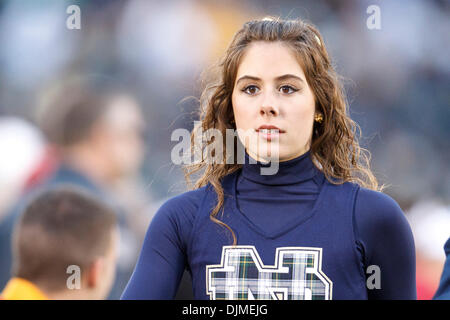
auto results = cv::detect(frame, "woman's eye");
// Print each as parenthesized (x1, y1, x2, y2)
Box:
(243, 85, 259, 95)
(279, 85, 298, 94)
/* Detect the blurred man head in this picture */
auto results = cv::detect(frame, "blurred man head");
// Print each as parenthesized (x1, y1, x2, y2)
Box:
(2, 186, 118, 300)
(38, 82, 145, 185)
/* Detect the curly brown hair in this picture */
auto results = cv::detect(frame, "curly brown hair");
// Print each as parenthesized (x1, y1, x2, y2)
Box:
(183, 17, 383, 245)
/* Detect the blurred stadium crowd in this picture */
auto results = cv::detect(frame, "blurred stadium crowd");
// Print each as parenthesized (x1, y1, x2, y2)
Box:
(0, 0, 448, 299)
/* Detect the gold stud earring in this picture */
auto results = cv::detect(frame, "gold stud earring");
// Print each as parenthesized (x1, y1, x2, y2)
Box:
(314, 113, 323, 123)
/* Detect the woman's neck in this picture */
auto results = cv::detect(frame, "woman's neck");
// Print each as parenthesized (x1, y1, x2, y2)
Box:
(242, 149, 318, 186)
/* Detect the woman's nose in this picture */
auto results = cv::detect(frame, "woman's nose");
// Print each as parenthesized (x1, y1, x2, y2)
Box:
(259, 90, 280, 116)
(259, 104, 279, 117)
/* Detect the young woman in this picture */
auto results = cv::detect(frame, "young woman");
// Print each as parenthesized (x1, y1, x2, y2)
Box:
(121, 17, 416, 300)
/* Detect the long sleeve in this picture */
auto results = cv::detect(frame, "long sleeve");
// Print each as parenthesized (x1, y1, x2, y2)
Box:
(120, 189, 202, 299)
(354, 187, 417, 299)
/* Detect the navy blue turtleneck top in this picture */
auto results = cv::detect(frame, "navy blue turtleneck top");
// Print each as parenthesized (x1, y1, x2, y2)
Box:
(121, 151, 416, 300)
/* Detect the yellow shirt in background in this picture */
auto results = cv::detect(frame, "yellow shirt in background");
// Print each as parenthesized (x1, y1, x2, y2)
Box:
(1, 277, 48, 300)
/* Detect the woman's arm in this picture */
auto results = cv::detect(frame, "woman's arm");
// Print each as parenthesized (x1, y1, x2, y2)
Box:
(120, 190, 201, 299)
(354, 187, 417, 300)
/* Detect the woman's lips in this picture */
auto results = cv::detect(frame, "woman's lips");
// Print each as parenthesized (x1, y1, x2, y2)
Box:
(255, 126, 284, 141)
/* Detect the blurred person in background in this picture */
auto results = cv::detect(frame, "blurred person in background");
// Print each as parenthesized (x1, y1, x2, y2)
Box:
(36, 81, 149, 299)
(0, 80, 153, 299)
(434, 237, 450, 300)
(407, 200, 450, 299)
(1, 186, 118, 300)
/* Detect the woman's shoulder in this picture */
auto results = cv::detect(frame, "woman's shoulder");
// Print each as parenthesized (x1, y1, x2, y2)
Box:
(156, 186, 209, 221)
(323, 178, 405, 224)
(147, 186, 210, 247)
(356, 186, 403, 214)
(354, 186, 410, 233)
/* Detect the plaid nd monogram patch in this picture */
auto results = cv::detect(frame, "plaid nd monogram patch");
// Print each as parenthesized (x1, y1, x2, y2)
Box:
(206, 246, 332, 300)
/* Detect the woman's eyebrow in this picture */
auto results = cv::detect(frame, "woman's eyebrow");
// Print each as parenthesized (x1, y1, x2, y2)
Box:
(236, 74, 304, 86)
(235, 75, 261, 85)
(275, 74, 305, 83)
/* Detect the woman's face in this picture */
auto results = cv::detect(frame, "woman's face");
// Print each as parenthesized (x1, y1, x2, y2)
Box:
(231, 41, 316, 162)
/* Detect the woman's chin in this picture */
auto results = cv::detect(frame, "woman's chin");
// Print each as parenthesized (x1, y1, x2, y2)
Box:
(247, 144, 281, 163)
